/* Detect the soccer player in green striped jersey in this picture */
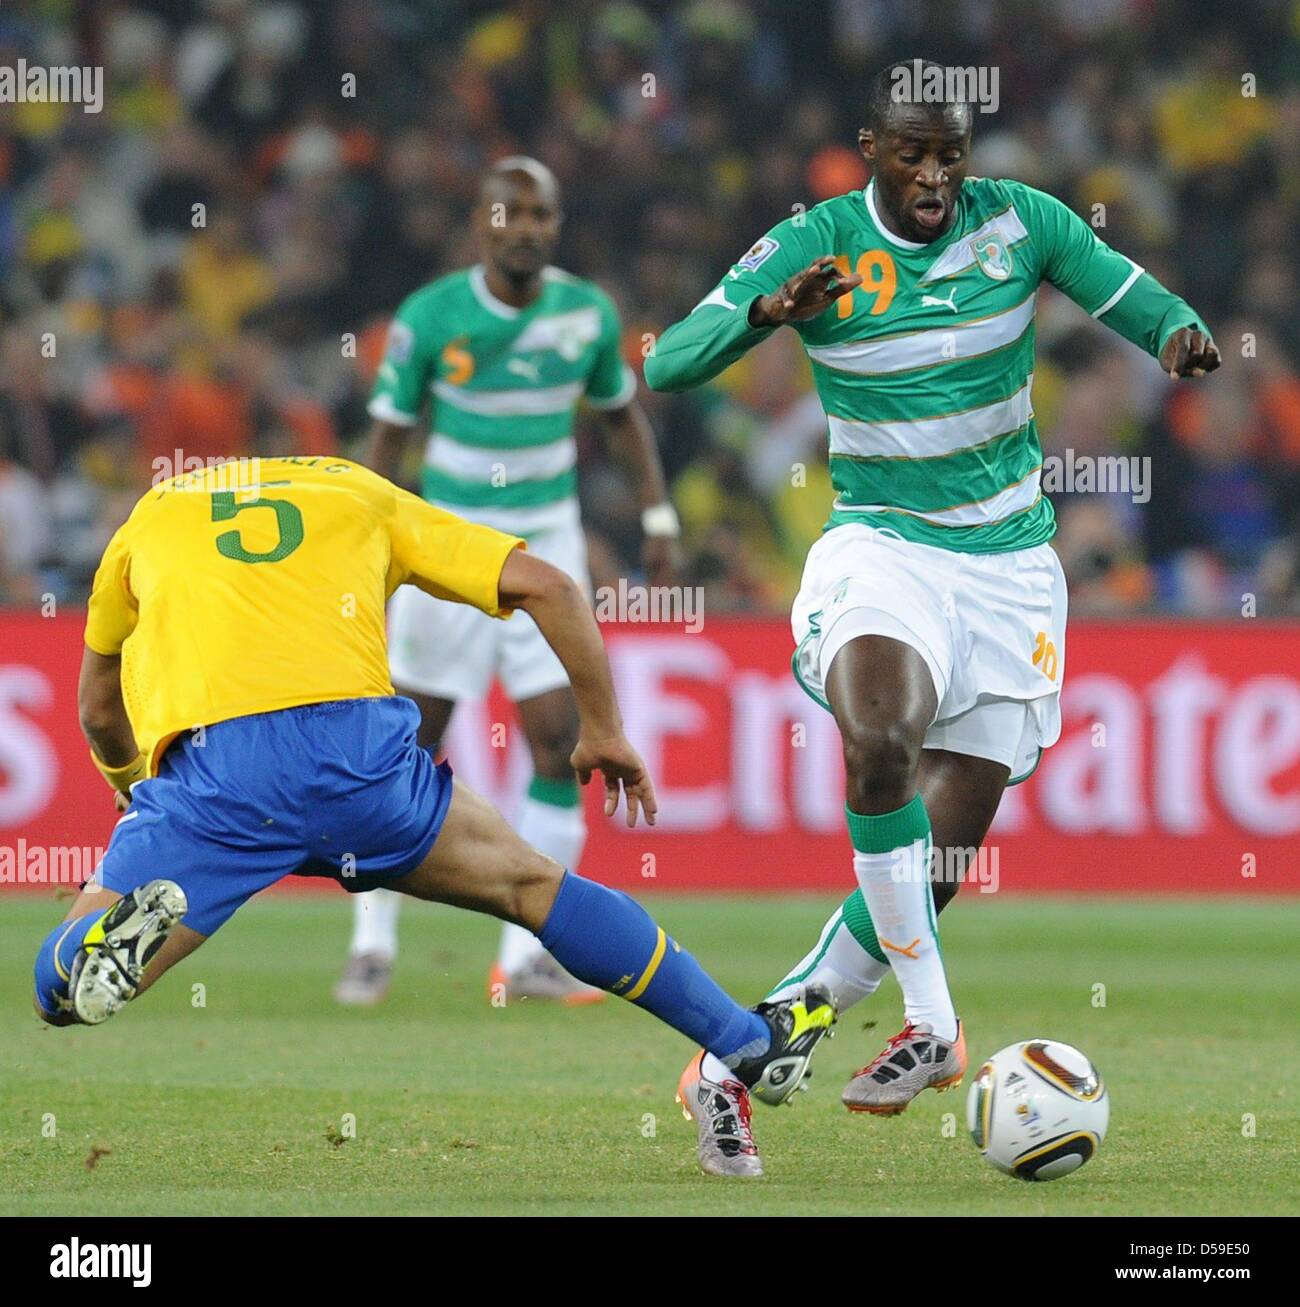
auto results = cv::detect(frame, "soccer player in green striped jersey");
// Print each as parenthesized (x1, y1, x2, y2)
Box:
(336, 157, 681, 1007)
(648, 60, 1218, 1173)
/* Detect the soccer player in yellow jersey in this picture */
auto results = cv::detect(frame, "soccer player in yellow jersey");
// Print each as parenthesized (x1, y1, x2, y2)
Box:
(30, 456, 832, 1176)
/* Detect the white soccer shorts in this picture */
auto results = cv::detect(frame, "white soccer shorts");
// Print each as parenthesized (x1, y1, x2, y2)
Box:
(388, 517, 590, 704)
(791, 524, 1067, 784)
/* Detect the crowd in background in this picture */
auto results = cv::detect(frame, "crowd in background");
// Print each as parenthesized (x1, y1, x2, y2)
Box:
(2, 0, 1299, 614)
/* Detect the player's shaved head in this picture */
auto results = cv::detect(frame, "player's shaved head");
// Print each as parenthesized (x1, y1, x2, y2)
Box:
(481, 156, 561, 209)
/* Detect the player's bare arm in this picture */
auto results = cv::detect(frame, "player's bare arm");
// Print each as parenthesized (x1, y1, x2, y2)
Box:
(599, 399, 681, 585)
(748, 256, 863, 327)
(365, 418, 416, 486)
(78, 649, 140, 780)
(497, 547, 657, 828)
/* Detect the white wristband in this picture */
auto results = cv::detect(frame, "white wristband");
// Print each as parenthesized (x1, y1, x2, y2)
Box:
(641, 503, 681, 539)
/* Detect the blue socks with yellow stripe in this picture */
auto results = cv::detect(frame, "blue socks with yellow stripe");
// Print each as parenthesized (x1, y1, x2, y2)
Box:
(34, 910, 108, 1017)
(539, 871, 770, 1063)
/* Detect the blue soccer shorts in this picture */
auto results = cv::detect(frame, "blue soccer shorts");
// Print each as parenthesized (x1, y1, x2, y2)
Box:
(91, 697, 453, 936)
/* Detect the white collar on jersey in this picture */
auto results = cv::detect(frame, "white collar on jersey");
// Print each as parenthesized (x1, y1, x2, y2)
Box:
(863, 181, 929, 251)
(469, 263, 521, 318)
(469, 264, 565, 319)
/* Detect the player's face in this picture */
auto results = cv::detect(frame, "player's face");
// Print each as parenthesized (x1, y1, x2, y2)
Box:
(477, 178, 562, 280)
(860, 107, 970, 244)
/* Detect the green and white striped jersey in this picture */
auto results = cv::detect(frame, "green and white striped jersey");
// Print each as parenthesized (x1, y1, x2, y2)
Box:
(645, 178, 1207, 553)
(370, 264, 636, 534)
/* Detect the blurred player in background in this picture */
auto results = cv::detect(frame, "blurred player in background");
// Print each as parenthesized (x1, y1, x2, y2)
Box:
(648, 60, 1218, 1173)
(338, 157, 680, 1006)
(33, 455, 832, 1178)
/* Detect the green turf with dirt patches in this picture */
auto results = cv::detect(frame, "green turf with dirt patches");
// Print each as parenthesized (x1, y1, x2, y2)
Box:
(2, 893, 1296, 1215)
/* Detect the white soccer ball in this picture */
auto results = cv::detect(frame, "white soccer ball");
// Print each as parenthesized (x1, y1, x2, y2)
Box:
(966, 1039, 1109, 1181)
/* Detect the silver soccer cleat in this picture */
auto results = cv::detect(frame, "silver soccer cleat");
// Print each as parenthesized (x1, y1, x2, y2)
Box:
(674, 986, 837, 1178)
(69, 879, 188, 1025)
(676, 1051, 763, 1178)
(334, 951, 394, 1006)
(841, 1019, 967, 1115)
(487, 952, 605, 1006)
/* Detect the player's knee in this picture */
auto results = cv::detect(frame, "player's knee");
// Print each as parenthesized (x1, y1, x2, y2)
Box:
(840, 718, 922, 807)
(529, 725, 579, 779)
(504, 848, 565, 930)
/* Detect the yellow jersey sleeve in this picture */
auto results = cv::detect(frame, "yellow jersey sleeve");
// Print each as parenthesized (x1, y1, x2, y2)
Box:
(387, 486, 525, 618)
(84, 522, 139, 655)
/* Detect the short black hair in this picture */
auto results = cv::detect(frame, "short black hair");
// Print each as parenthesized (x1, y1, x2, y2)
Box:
(867, 59, 973, 137)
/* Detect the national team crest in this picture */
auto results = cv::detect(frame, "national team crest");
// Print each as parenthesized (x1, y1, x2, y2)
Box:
(971, 232, 1013, 280)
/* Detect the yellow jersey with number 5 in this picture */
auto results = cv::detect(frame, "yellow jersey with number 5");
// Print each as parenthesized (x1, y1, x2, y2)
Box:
(84, 456, 524, 773)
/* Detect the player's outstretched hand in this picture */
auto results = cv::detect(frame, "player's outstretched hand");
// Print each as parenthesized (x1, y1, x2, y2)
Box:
(571, 734, 658, 829)
(749, 256, 863, 327)
(1160, 326, 1221, 379)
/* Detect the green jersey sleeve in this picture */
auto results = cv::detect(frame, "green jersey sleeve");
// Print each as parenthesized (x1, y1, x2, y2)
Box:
(1011, 181, 1208, 358)
(585, 291, 637, 409)
(643, 219, 813, 392)
(368, 293, 438, 426)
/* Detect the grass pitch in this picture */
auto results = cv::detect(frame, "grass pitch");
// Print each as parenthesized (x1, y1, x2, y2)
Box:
(2, 892, 1297, 1216)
